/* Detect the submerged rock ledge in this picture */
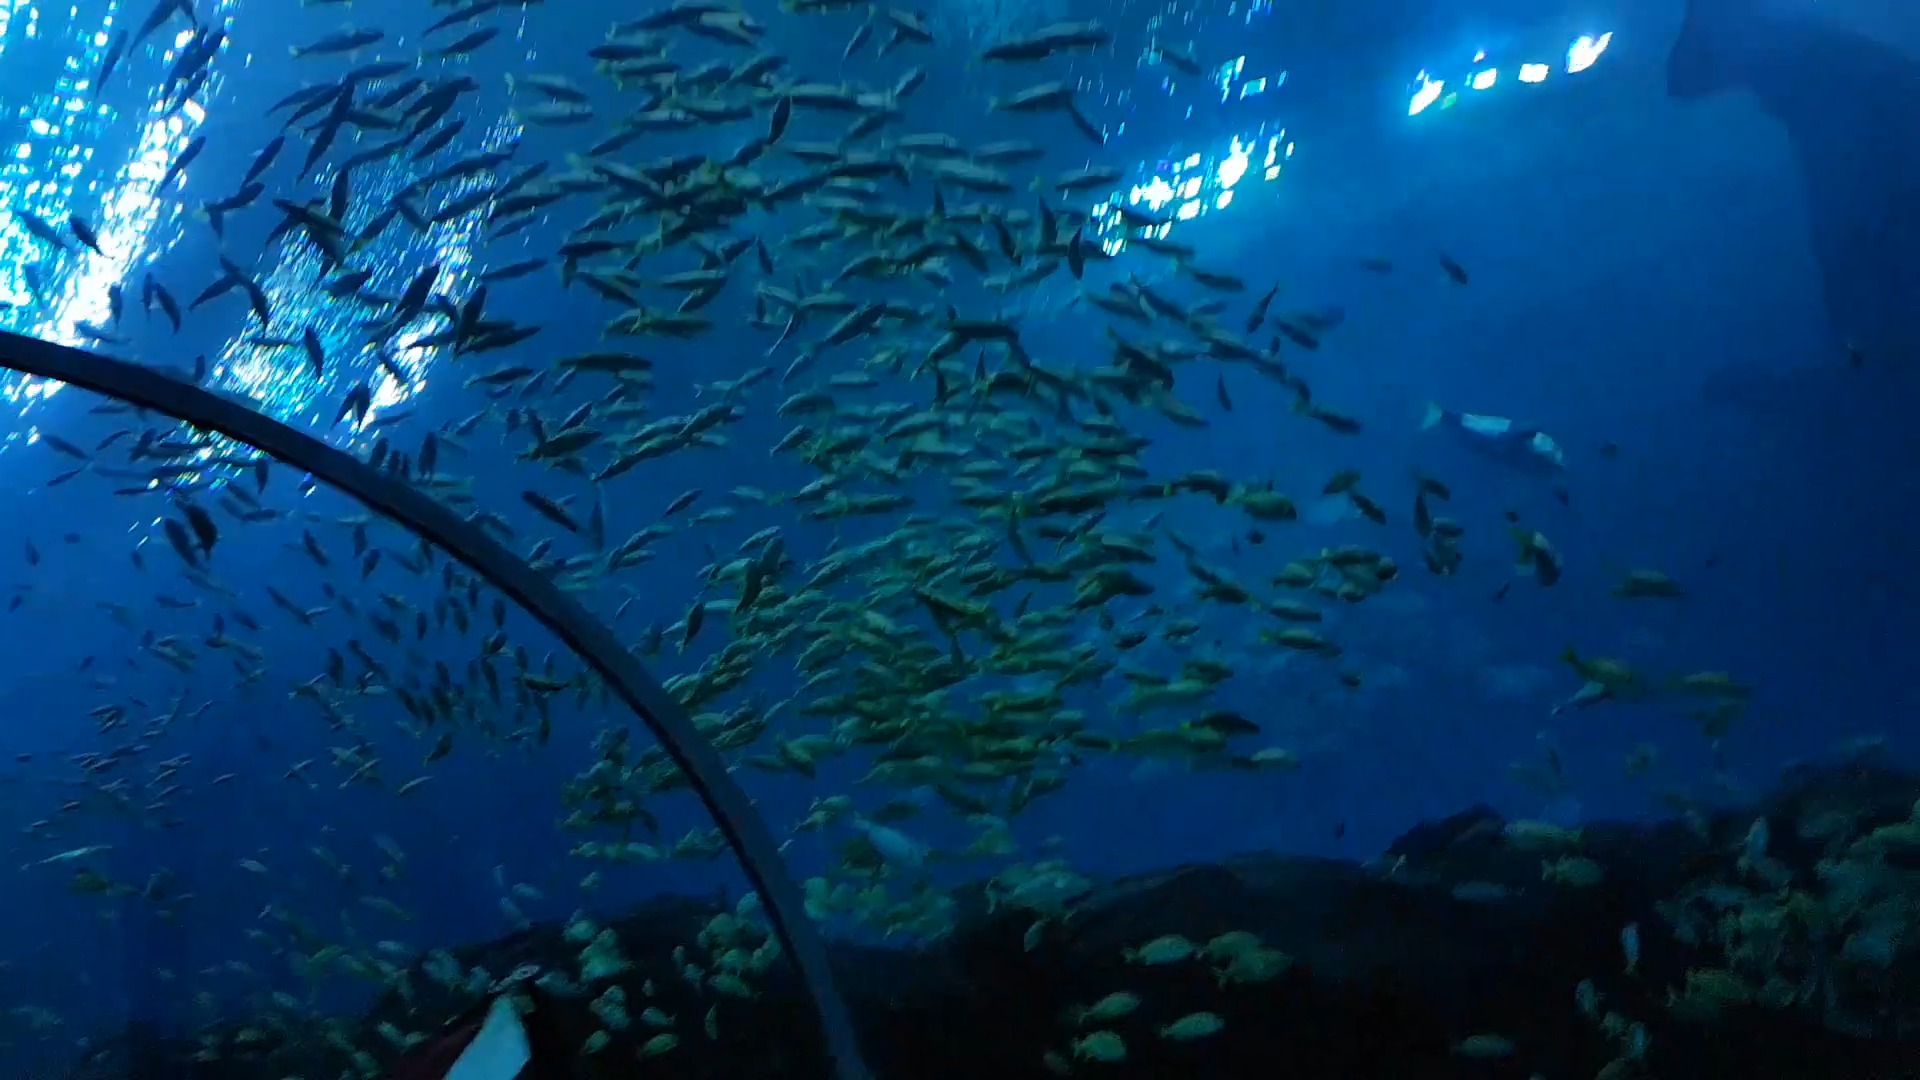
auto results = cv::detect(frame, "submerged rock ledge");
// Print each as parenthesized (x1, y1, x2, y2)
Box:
(73, 762, 1920, 1079)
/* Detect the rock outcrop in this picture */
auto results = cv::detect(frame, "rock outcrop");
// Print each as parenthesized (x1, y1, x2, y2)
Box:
(70, 761, 1920, 1079)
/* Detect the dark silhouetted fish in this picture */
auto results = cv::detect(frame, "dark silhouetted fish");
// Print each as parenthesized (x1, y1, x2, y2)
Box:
(1669, 0, 1920, 370)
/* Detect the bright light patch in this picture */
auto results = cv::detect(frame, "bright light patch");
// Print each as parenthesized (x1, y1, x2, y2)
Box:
(1472, 49, 1486, 62)
(1567, 32, 1610, 74)
(0, 0, 246, 434)
(1470, 68, 1497, 90)
(1215, 55, 1247, 101)
(48, 112, 195, 352)
(1409, 75, 1444, 116)
(1131, 176, 1177, 212)
(211, 141, 488, 438)
(1519, 63, 1549, 83)
(1216, 140, 1249, 188)
(1088, 126, 1295, 255)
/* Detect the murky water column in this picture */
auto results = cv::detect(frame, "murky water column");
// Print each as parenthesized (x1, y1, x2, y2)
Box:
(0, 5, 868, 1068)
(0, 0, 231, 1060)
(0, 346, 860, 1075)
(0, 0, 522, 1065)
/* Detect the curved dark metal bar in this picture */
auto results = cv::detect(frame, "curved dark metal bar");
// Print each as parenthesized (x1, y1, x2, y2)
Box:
(0, 329, 869, 1080)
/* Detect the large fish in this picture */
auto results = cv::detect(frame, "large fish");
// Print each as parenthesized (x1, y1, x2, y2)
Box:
(1420, 402, 1565, 475)
(1668, 0, 1920, 368)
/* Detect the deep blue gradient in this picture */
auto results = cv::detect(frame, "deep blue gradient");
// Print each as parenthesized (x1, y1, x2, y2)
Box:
(0, 0, 1912, 1068)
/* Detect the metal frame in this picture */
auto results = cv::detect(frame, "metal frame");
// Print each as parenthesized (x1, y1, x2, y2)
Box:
(0, 329, 868, 1080)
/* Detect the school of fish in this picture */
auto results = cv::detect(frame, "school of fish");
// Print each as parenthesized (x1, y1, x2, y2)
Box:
(0, 0, 1781, 1074)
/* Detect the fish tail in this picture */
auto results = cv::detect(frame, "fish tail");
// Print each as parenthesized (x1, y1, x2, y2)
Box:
(1420, 401, 1446, 430)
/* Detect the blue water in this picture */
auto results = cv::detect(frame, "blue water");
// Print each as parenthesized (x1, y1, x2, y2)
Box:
(0, 0, 1912, 1070)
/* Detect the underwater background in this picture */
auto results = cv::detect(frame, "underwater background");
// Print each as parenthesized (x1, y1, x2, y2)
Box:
(0, 0, 1914, 1074)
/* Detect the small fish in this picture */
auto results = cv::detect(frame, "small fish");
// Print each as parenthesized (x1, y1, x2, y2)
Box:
(520, 490, 579, 532)
(14, 211, 71, 252)
(240, 136, 286, 189)
(1421, 402, 1565, 473)
(69, 215, 103, 255)
(482, 258, 547, 282)
(133, 0, 191, 47)
(160, 136, 205, 189)
(147, 277, 182, 332)
(1246, 283, 1278, 332)
(36, 844, 113, 865)
(94, 31, 129, 94)
(1511, 528, 1563, 587)
(301, 326, 327, 376)
(292, 27, 385, 58)
(431, 27, 499, 58)
(681, 601, 705, 649)
(426, 0, 502, 35)
(181, 503, 219, 555)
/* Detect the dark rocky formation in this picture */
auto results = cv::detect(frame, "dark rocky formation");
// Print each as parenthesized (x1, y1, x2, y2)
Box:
(72, 761, 1920, 1079)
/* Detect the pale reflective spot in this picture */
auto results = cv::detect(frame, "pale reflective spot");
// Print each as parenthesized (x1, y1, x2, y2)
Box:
(1568, 32, 1612, 74)
(1409, 74, 1445, 115)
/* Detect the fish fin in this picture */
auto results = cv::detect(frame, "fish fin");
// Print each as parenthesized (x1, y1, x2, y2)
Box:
(1420, 401, 1445, 430)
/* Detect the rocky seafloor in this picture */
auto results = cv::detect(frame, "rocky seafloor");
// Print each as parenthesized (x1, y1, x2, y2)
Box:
(71, 760, 1920, 1079)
